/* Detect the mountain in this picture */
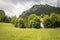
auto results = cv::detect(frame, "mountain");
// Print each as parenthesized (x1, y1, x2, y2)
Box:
(20, 4, 60, 18)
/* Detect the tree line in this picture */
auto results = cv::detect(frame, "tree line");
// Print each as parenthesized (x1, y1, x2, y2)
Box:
(0, 10, 60, 28)
(0, 10, 10, 23)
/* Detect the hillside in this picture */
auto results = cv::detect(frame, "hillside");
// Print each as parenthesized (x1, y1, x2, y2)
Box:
(21, 4, 60, 18)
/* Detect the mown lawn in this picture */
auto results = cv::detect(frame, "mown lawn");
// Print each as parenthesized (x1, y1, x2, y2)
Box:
(0, 23, 60, 40)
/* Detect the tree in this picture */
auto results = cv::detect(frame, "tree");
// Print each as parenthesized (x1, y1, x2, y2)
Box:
(0, 10, 5, 22)
(28, 14, 40, 28)
(17, 17, 26, 28)
(50, 13, 60, 28)
(43, 15, 52, 28)
(4, 16, 11, 23)
(57, 14, 60, 27)
(50, 13, 58, 28)
(11, 16, 17, 24)
(14, 19, 18, 27)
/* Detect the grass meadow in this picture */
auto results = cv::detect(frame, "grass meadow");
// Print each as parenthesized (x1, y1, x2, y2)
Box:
(0, 23, 60, 40)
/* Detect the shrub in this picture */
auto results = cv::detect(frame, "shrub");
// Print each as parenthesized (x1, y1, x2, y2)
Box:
(43, 15, 52, 28)
(17, 18, 26, 28)
(28, 14, 40, 28)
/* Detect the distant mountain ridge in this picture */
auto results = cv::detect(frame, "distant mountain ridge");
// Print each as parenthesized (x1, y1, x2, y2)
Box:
(21, 4, 60, 17)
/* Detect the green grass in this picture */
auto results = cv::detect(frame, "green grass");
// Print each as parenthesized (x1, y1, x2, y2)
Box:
(0, 23, 60, 40)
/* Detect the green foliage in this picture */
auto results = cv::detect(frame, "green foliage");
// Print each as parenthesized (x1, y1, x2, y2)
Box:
(0, 10, 5, 16)
(28, 14, 40, 28)
(11, 16, 17, 24)
(14, 17, 26, 28)
(0, 10, 5, 22)
(50, 13, 60, 27)
(17, 18, 25, 28)
(57, 14, 60, 22)
(50, 13, 57, 23)
(0, 9, 60, 28)
(43, 13, 60, 28)
(0, 10, 11, 23)
(44, 15, 52, 28)
(4, 16, 11, 23)
(14, 19, 18, 27)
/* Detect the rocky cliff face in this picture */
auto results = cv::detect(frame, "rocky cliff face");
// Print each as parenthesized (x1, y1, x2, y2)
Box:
(20, 4, 60, 18)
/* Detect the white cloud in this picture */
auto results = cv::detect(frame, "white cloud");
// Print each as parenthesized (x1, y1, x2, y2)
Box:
(46, 0, 58, 7)
(0, 0, 59, 17)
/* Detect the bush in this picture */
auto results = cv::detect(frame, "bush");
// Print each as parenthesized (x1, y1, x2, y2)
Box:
(14, 19, 18, 27)
(44, 13, 60, 28)
(43, 15, 52, 28)
(28, 14, 40, 28)
(18, 18, 26, 28)
(11, 16, 17, 24)
(50, 13, 59, 28)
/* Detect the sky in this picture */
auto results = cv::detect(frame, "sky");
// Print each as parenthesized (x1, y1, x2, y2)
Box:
(0, 0, 60, 17)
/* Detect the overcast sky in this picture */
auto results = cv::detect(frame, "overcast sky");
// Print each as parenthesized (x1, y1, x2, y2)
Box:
(0, 0, 60, 17)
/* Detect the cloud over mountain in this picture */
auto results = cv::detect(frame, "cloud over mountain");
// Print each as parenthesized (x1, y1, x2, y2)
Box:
(0, 0, 60, 17)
